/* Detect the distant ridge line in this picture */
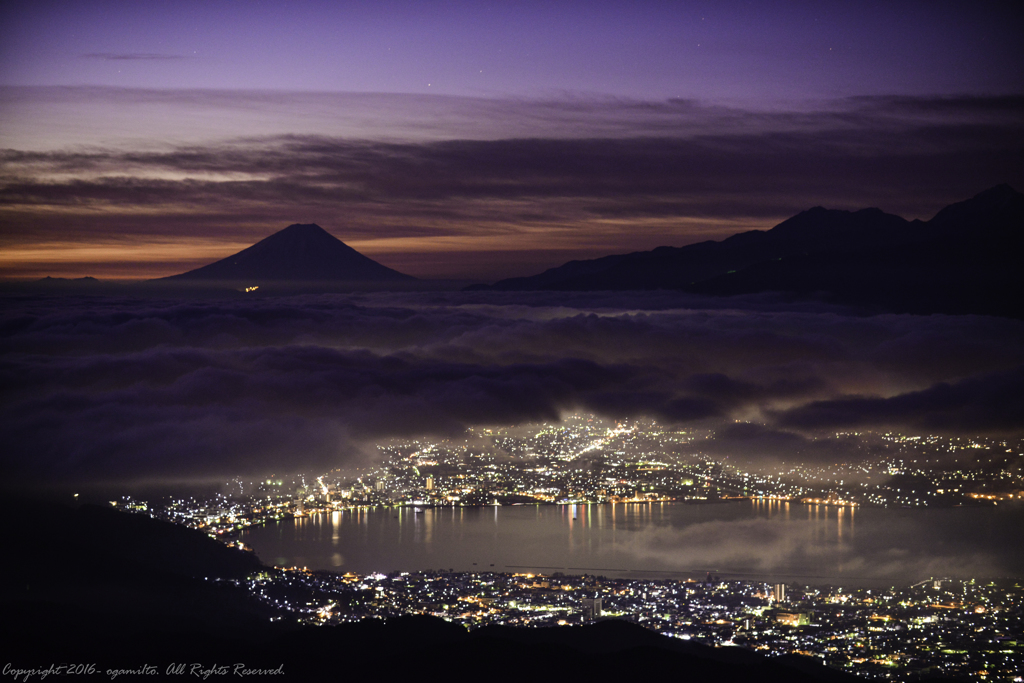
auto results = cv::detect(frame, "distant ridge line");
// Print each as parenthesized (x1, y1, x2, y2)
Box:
(469, 184, 1024, 319)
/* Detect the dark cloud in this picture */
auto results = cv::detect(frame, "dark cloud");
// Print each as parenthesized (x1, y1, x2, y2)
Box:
(2, 291, 1023, 484)
(1, 348, 618, 481)
(777, 366, 1024, 435)
(4, 122, 1021, 216)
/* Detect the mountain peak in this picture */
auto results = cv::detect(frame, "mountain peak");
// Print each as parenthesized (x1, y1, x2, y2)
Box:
(928, 184, 1022, 226)
(164, 224, 415, 283)
(278, 223, 331, 235)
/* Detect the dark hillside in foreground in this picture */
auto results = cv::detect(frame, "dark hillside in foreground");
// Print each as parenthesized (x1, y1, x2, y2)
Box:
(2, 501, 271, 644)
(2, 501, 856, 682)
(473, 185, 1024, 318)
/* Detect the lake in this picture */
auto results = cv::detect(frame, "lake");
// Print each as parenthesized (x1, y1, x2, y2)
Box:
(240, 500, 1024, 586)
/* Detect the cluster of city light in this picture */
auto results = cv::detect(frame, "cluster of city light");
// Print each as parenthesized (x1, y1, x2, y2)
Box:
(125, 419, 1022, 547)
(110, 417, 1024, 682)
(232, 567, 1023, 681)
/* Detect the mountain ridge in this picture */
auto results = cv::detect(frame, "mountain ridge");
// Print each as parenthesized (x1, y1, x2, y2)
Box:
(470, 185, 1023, 318)
(163, 223, 415, 283)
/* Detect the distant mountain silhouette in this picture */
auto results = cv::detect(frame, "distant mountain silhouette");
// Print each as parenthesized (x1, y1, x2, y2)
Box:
(37, 276, 99, 282)
(164, 223, 414, 283)
(471, 185, 1023, 317)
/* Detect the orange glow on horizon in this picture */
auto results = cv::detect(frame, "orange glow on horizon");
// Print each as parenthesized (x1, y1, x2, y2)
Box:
(0, 214, 768, 281)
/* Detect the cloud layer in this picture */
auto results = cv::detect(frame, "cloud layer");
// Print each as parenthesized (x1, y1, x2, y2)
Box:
(2, 91, 1021, 279)
(3, 290, 1022, 485)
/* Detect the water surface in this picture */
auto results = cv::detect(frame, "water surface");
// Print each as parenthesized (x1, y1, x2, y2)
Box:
(240, 500, 1024, 585)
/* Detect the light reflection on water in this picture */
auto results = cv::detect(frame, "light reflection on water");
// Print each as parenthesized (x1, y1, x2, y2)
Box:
(240, 500, 1024, 586)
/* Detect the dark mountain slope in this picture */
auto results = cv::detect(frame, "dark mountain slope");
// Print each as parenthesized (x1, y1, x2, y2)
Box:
(164, 223, 414, 283)
(694, 185, 1024, 316)
(478, 206, 922, 292)
(472, 185, 1023, 317)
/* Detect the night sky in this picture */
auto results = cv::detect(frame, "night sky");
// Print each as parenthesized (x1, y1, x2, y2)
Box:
(1, 0, 1022, 280)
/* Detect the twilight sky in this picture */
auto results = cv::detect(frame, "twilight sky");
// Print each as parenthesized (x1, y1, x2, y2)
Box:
(1, 0, 1022, 280)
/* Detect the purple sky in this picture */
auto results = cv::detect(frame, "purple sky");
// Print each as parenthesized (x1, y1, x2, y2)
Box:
(1, 0, 1022, 279)
(4, 1, 1021, 99)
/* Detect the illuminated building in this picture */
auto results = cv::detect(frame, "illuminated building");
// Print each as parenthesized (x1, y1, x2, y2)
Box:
(581, 598, 602, 621)
(774, 611, 809, 627)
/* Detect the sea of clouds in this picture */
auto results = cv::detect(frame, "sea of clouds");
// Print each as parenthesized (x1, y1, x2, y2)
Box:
(3, 289, 1022, 486)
